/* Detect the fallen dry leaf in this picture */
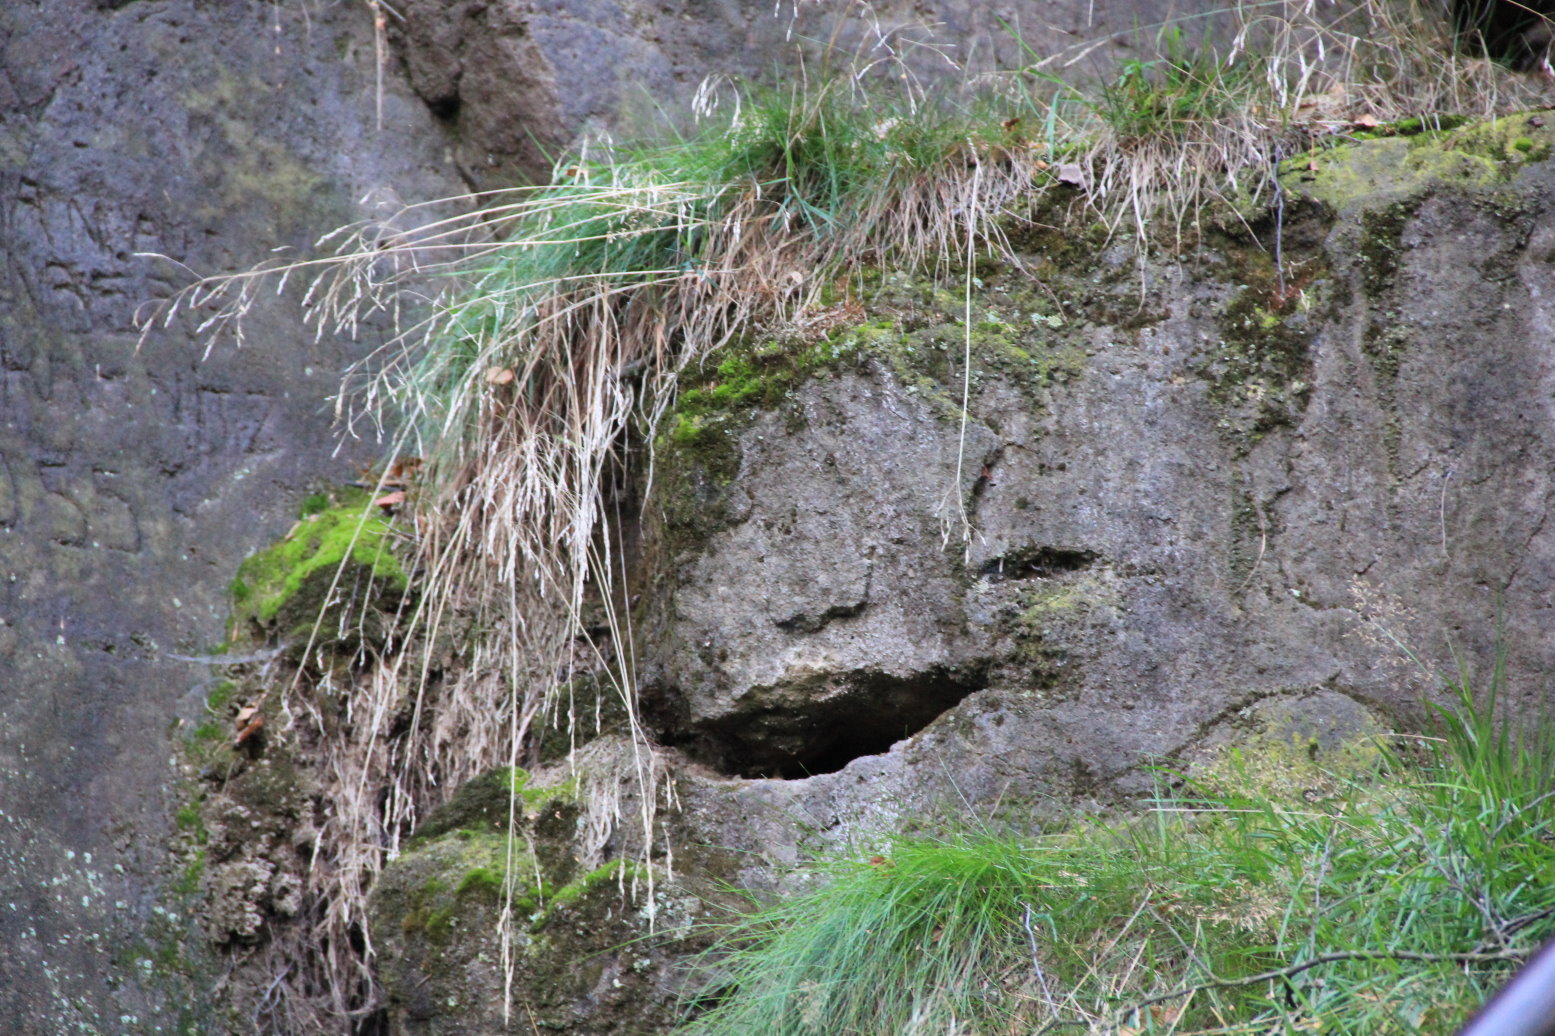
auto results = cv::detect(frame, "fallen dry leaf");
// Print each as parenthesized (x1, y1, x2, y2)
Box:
(385, 455, 422, 482)
(234, 711, 264, 748)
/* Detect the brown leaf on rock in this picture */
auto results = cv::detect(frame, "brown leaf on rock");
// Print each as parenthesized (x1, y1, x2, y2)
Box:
(234, 710, 264, 747)
(385, 455, 422, 482)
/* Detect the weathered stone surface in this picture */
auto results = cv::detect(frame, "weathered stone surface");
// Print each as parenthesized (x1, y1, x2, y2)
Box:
(359, 121, 1555, 1036)
(0, 1, 460, 1030)
(646, 369, 1000, 777)
(637, 119, 1555, 861)
(7, 0, 1549, 1031)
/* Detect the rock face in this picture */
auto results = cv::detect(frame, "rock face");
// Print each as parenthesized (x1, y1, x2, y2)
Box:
(367, 119, 1555, 1035)
(5, 0, 1552, 1033)
(636, 117, 1555, 847)
(0, 2, 459, 1031)
(369, 761, 717, 1036)
(0, 0, 1237, 1029)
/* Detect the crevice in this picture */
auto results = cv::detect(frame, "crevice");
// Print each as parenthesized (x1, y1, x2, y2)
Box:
(658, 663, 989, 779)
(979, 545, 1099, 582)
(774, 599, 867, 634)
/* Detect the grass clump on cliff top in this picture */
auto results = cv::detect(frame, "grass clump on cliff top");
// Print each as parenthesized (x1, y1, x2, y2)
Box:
(680, 672, 1555, 1036)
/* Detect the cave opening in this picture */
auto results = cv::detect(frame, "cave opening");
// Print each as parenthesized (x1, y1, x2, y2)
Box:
(662, 664, 989, 780)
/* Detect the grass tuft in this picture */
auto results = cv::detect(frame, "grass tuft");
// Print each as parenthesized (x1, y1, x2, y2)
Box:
(680, 675, 1555, 1036)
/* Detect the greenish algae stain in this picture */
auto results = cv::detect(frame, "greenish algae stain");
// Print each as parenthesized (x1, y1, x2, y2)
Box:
(409, 766, 581, 845)
(1283, 112, 1555, 214)
(1198, 260, 1321, 455)
(388, 825, 644, 943)
(653, 264, 1091, 553)
(227, 488, 407, 640)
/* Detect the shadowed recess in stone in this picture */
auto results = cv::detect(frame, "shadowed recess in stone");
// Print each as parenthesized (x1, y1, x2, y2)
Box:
(978, 545, 1100, 582)
(668, 664, 990, 779)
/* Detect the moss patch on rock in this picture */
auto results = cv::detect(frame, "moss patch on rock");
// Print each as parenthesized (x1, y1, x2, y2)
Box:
(370, 820, 699, 1035)
(1189, 691, 1388, 803)
(1283, 112, 1555, 215)
(227, 487, 408, 646)
(410, 766, 581, 844)
(651, 262, 1094, 560)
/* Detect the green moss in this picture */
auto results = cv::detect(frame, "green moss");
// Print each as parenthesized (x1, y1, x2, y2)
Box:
(297, 491, 331, 518)
(653, 326, 876, 551)
(189, 720, 226, 746)
(205, 679, 237, 712)
(864, 268, 1092, 412)
(385, 822, 649, 947)
(395, 829, 543, 941)
(1285, 113, 1555, 216)
(531, 858, 646, 930)
(455, 862, 506, 899)
(652, 263, 1095, 558)
(410, 766, 581, 844)
(174, 801, 204, 834)
(228, 488, 408, 641)
(172, 850, 205, 896)
(1195, 721, 1385, 804)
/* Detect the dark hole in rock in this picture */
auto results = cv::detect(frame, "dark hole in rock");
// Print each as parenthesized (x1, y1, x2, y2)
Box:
(354, 1008, 390, 1036)
(1452, 0, 1555, 66)
(425, 93, 462, 120)
(661, 664, 989, 779)
(979, 546, 1098, 582)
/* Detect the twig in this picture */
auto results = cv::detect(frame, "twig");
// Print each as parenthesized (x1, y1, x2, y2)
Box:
(1127, 948, 1528, 1012)
(1440, 464, 1454, 558)
(1023, 903, 1058, 1017)
(1502, 905, 1555, 940)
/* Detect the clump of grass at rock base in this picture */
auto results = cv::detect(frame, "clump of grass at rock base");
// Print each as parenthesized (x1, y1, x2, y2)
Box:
(677, 667, 1555, 1036)
(146, 0, 1555, 1029)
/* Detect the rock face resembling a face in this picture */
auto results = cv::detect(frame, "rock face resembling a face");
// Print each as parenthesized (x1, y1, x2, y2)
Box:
(641, 140, 1555, 839)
